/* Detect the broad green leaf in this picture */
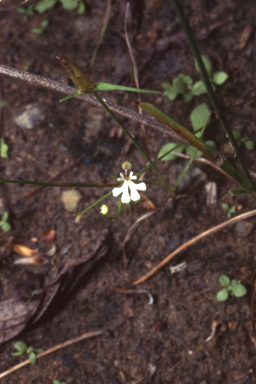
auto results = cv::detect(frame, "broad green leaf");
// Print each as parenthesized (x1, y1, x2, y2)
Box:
(232, 129, 242, 141)
(162, 82, 172, 90)
(41, 20, 49, 28)
(245, 140, 254, 150)
(195, 55, 212, 76)
(217, 289, 229, 301)
(29, 351, 37, 365)
(34, 348, 43, 353)
(229, 206, 236, 214)
(213, 71, 228, 85)
(231, 279, 239, 287)
(219, 275, 230, 286)
(233, 284, 247, 298)
(163, 88, 177, 101)
(13, 341, 27, 353)
(0, 139, 8, 158)
(35, 0, 57, 13)
(221, 203, 229, 211)
(185, 140, 216, 158)
(60, 0, 78, 10)
(183, 91, 193, 102)
(78, 1, 86, 14)
(191, 81, 207, 96)
(181, 75, 193, 86)
(190, 103, 210, 131)
(172, 75, 187, 93)
(32, 28, 44, 34)
(95, 82, 161, 94)
(2, 222, 11, 231)
(158, 143, 186, 161)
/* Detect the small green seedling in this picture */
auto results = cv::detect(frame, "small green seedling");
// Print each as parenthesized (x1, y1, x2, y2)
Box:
(12, 341, 43, 365)
(0, 138, 8, 158)
(162, 55, 228, 102)
(18, 4, 35, 20)
(32, 20, 49, 34)
(232, 130, 254, 150)
(53, 380, 67, 384)
(0, 212, 11, 232)
(34, 0, 85, 13)
(221, 202, 236, 218)
(217, 275, 247, 301)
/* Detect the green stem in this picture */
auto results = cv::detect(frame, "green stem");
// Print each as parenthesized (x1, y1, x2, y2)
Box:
(93, 91, 172, 194)
(171, 0, 256, 191)
(77, 191, 112, 219)
(0, 179, 117, 188)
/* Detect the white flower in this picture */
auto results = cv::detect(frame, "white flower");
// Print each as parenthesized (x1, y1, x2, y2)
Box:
(112, 171, 146, 204)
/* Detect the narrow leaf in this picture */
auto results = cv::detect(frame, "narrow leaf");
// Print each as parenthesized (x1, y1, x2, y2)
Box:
(95, 82, 160, 94)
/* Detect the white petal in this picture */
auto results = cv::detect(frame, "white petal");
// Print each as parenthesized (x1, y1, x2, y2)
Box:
(120, 172, 124, 178)
(129, 171, 137, 180)
(112, 184, 125, 197)
(121, 181, 131, 203)
(129, 181, 141, 201)
(134, 182, 146, 191)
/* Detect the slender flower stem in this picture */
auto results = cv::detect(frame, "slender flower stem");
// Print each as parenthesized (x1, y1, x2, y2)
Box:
(93, 91, 172, 194)
(0, 179, 117, 187)
(171, 0, 256, 192)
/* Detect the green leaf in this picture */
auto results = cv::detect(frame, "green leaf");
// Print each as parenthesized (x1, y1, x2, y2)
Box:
(12, 351, 24, 356)
(229, 206, 236, 214)
(13, 341, 27, 354)
(213, 71, 228, 85)
(219, 275, 230, 287)
(195, 55, 212, 76)
(191, 81, 207, 96)
(181, 75, 193, 86)
(29, 351, 37, 365)
(183, 91, 193, 102)
(245, 140, 254, 150)
(231, 279, 239, 287)
(163, 88, 178, 101)
(217, 289, 229, 301)
(190, 103, 210, 131)
(41, 20, 49, 28)
(162, 82, 172, 90)
(158, 143, 186, 161)
(2, 222, 11, 232)
(60, 0, 78, 10)
(232, 129, 242, 142)
(221, 202, 229, 211)
(35, 0, 57, 13)
(2, 211, 8, 222)
(78, 1, 85, 14)
(1, 138, 8, 158)
(95, 82, 161, 94)
(233, 284, 247, 298)
(32, 28, 43, 34)
(172, 75, 187, 93)
(185, 146, 202, 157)
(34, 348, 43, 353)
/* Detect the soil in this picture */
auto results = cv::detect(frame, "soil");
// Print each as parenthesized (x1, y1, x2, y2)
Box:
(0, 0, 256, 383)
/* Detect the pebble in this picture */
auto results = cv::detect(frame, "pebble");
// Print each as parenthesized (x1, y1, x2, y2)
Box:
(235, 220, 254, 237)
(14, 102, 45, 129)
(61, 189, 83, 212)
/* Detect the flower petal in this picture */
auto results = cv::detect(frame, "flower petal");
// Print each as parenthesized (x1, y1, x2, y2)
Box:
(121, 181, 131, 204)
(129, 181, 141, 201)
(112, 184, 125, 197)
(134, 182, 146, 191)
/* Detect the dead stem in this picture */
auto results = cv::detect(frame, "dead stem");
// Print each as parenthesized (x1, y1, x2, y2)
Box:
(124, 2, 150, 157)
(0, 329, 108, 380)
(133, 209, 256, 285)
(0, 63, 189, 145)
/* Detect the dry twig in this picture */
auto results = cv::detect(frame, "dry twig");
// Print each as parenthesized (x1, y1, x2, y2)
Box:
(134, 209, 256, 285)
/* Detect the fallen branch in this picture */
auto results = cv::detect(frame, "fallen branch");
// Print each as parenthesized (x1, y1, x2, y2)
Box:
(134, 209, 256, 285)
(0, 329, 108, 380)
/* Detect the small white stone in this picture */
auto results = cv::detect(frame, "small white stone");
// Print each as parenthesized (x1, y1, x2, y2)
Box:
(14, 103, 45, 129)
(61, 189, 83, 212)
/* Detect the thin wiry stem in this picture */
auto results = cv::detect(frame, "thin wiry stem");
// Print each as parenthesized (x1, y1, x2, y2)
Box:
(0, 63, 189, 145)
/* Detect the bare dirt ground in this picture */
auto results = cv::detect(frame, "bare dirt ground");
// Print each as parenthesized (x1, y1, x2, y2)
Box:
(0, 0, 256, 383)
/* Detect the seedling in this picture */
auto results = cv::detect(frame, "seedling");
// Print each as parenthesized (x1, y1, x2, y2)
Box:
(0, 212, 11, 232)
(32, 20, 49, 34)
(221, 202, 236, 218)
(53, 380, 67, 384)
(12, 341, 43, 365)
(18, 4, 35, 20)
(162, 55, 228, 102)
(0, 138, 8, 158)
(34, 0, 85, 14)
(232, 130, 254, 151)
(217, 275, 247, 301)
